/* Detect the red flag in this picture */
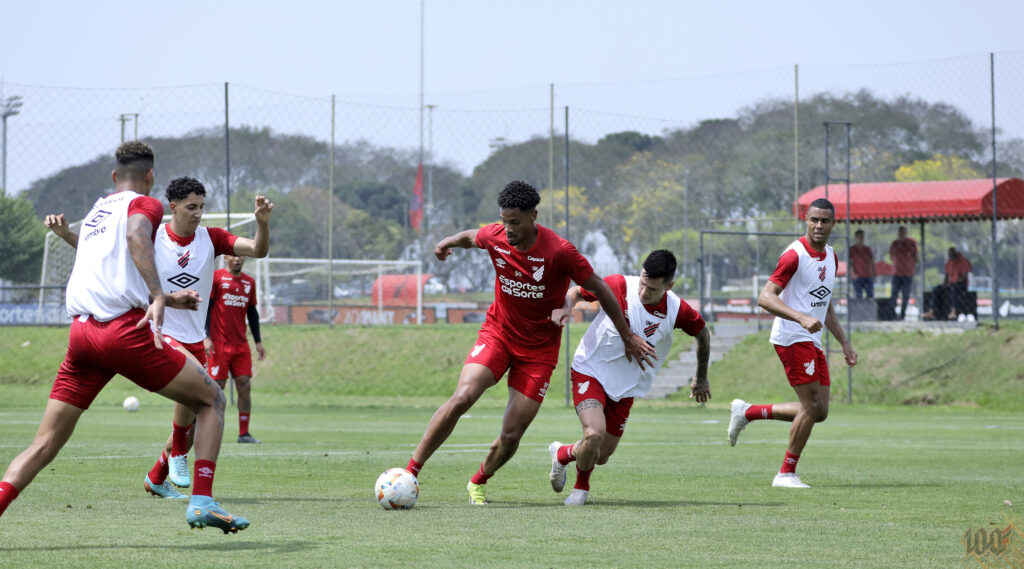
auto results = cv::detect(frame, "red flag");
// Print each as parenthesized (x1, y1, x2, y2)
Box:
(410, 163, 424, 232)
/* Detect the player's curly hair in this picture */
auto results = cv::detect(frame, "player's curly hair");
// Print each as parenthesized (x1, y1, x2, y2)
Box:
(165, 176, 207, 202)
(643, 249, 677, 281)
(497, 180, 541, 211)
(114, 141, 154, 178)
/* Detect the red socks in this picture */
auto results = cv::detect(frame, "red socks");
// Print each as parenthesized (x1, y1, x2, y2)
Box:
(170, 422, 191, 457)
(574, 466, 594, 491)
(780, 451, 800, 474)
(469, 463, 491, 485)
(0, 481, 19, 517)
(193, 459, 216, 497)
(556, 444, 576, 465)
(239, 413, 250, 437)
(745, 404, 774, 421)
(406, 459, 423, 477)
(148, 450, 169, 485)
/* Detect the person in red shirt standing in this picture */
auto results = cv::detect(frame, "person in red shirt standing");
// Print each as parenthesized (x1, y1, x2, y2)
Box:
(889, 226, 918, 320)
(206, 255, 266, 444)
(405, 180, 656, 505)
(849, 229, 876, 299)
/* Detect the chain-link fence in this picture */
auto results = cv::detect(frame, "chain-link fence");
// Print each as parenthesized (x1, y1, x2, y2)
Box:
(3, 52, 1024, 325)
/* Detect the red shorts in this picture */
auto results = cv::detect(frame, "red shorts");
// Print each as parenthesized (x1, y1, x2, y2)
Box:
(774, 342, 831, 387)
(209, 342, 252, 381)
(50, 309, 187, 410)
(570, 369, 634, 437)
(162, 336, 208, 369)
(465, 327, 559, 403)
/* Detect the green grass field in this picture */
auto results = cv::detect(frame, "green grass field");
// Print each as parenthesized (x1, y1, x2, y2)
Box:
(1, 324, 1022, 567)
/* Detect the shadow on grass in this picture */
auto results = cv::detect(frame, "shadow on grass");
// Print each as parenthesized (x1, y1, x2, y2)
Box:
(826, 481, 942, 489)
(1, 540, 316, 553)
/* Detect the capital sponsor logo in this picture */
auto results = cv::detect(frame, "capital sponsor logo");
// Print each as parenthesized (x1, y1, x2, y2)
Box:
(527, 256, 545, 262)
(492, 245, 511, 255)
(652, 310, 666, 318)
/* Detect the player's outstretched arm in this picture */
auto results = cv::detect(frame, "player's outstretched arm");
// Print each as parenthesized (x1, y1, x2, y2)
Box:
(580, 273, 656, 369)
(44, 214, 79, 248)
(434, 229, 478, 261)
(232, 195, 274, 258)
(689, 327, 712, 403)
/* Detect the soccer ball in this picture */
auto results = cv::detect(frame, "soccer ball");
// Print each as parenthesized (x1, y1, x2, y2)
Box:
(374, 468, 419, 510)
(123, 396, 140, 412)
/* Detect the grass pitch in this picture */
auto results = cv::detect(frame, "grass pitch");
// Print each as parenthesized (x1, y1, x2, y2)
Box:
(0, 396, 1019, 568)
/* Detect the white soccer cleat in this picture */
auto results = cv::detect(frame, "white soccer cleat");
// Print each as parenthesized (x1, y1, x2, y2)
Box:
(564, 489, 589, 506)
(772, 472, 810, 488)
(168, 453, 191, 488)
(548, 441, 567, 493)
(727, 399, 752, 446)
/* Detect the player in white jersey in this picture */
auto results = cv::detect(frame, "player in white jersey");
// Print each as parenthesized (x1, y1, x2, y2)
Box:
(0, 142, 249, 533)
(45, 176, 273, 498)
(547, 250, 711, 505)
(726, 198, 857, 488)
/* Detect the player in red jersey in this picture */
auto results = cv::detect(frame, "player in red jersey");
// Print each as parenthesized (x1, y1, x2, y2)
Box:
(0, 142, 249, 533)
(547, 250, 711, 505)
(405, 180, 656, 505)
(206, 254, 266, 444)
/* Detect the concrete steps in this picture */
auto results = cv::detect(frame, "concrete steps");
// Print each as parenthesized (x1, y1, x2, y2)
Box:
(646, 321, 760, 399)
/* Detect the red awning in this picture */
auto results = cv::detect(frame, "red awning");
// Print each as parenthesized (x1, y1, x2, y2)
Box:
(796, 178, 1024, 223)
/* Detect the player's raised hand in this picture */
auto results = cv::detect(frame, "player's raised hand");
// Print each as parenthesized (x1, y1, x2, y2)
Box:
(253, 195, 274, 223)
(44, 214, 71, 238)
(434, 242, 453, 261)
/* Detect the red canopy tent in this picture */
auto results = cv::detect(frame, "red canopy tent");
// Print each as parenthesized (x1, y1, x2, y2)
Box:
(796, 178, 1024, 223)
(794, 178, 1024, 323)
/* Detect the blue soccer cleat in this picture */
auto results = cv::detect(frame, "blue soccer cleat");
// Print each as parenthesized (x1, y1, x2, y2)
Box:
(144, 475, 187, 499)
(186, 496, 250, 534)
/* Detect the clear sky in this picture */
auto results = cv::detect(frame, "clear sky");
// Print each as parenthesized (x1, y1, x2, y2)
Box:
(2, 0, 1021, 97)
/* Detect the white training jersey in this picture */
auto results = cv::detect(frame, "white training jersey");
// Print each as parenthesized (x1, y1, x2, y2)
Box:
(768, 237, 838, 348)
(572, 275, 681, 400)
(155, 224, 219, 343)
(65, 191, 153, 321)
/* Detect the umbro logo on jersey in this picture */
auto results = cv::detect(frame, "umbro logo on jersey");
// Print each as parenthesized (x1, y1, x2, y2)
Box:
(532, 265, 545, 281)
(177, 251, 190, 268)
(168, 272, 200, 289)
(84, 209, 112, 228)
(818, 266, 827, 281)
(804, 360, 815, 375)
(471, 344, 485, 357)
(808, 286, 831, 300)
(578, 380, 590, 394)
(495, 258, 507, 268)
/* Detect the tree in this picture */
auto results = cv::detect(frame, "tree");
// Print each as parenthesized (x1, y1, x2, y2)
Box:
(894, 153, 985, 182)
(0, 191, 45, 283)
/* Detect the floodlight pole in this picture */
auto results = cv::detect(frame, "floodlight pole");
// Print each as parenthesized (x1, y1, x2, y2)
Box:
(1, 94, 23, 193)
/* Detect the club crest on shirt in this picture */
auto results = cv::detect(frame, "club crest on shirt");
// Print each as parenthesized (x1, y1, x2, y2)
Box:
(244, 282, 251, 294)
(818, 266, 827, 281)
(177, 250, 190, 268)
(532, 265, 545, 282)
(643, 321, 660, 337)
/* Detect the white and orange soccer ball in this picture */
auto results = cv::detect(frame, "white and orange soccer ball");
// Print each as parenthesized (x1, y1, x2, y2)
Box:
(374, 468, 419, 510)
(123, 396, 140, 412)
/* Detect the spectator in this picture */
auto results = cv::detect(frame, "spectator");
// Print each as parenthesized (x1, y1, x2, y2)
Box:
(889, 226, 918, 320)
(923, 247, 973, 321)
(849, 229, 875, 299)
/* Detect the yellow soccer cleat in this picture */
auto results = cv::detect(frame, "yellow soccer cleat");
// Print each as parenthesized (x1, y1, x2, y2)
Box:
(466, 481, 488, 505)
